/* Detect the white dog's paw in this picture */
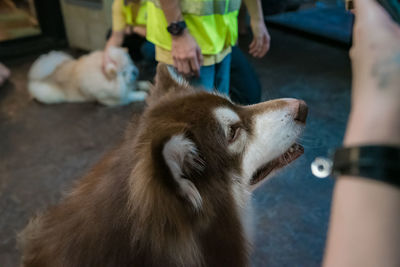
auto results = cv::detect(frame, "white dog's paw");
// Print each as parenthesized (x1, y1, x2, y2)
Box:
(126, 91, 147, 103)
(137, 81, 151, 92)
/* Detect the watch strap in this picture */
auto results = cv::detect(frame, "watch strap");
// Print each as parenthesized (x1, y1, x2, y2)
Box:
(167, 21, 187, 36)
(333, 145, 400, 188)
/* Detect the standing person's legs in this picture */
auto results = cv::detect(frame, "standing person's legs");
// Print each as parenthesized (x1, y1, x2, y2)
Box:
(190, 65, 215, 92)
(174, 53, 232, 95)
(189, 53, 231, 94)
(229, 46, 261, 105)
(121, 33, 146, 61)
(214, 53, 232, 95)
(140, 41, 156, 63)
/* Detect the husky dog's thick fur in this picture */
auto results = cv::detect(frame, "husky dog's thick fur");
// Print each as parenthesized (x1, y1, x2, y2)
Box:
(28, 46, 148, 106)
(19, 64, 308, 267)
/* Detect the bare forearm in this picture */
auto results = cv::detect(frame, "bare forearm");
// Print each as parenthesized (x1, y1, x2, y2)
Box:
(343, 108, 400, 146)
(106, 31, 124, 49)
(158, 0, 182, 23)
(158, 0, 202, 75)
(323, 0, 400, 264)
(323, 178, 400, 267)
(324, 109, 400, 267)
(133, 26, 146, 38)
(244, 0, 270, 58)
(324, 81, 400, 267)
(243, 0, 264, 22)
(103, 30, 124, 72)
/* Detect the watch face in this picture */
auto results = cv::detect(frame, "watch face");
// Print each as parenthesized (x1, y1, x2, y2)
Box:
(167, 21, 186, 36)
(170, 24, 180, 35)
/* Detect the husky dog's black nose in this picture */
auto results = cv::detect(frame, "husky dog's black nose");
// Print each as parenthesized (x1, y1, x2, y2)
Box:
(294, 100, 308, 123)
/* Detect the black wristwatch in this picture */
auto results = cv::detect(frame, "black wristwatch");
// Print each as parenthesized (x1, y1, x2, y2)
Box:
(167, 21, 187, 36)
(332, 146, 400, 187)
(311, 145, 400, 188)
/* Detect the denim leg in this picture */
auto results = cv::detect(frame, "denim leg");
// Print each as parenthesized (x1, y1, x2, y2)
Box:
(229, 46, 262, 105)
(140, 41, 156, 63)
(122, 33, 146, 61)
(190, 65, 215, 92)
(214, 53, 232, 95)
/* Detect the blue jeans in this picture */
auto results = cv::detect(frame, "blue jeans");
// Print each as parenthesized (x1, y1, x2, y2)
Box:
(229, 46, 261, 105)
(140, 41, 156, 63)
(190, 53, 232, 95)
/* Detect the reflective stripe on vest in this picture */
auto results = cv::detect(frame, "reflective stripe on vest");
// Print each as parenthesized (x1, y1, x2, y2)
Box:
(146, 0, 240, 55)
(147, 0, 241, 16)
(122, 1, 147, 26)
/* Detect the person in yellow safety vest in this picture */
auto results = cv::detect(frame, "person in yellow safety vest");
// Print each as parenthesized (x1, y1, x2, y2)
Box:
(145, 0, 270, 95)
(103, 0, 152, 74)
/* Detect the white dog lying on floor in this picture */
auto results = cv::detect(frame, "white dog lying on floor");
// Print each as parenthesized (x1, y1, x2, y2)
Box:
(28, 46, 149, 106)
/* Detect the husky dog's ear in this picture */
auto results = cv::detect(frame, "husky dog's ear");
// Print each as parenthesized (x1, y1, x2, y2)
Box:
(162, 133, 205, 211)
(156, 63, 188, 89)
(147, 63, 192, 105)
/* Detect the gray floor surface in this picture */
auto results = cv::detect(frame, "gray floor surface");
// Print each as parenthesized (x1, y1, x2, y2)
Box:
(267, 6, 354, 44)
(0, 27, 351, 266)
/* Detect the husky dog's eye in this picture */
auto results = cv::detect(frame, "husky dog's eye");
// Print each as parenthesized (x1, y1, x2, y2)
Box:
(228, 125, 241, 143)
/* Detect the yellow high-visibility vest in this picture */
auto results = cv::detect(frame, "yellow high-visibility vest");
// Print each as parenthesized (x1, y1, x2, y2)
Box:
(122, 0, 147, 26)
(146, 0, 241, 55)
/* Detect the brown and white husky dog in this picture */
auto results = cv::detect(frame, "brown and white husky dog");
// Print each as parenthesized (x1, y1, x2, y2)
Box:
(19, 63, 308, 267)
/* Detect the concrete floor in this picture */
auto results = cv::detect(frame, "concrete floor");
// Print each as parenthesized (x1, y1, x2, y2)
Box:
(0, 28, 351, 266)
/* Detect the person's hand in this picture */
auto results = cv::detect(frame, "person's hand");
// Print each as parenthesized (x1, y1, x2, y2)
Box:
(171, 30, 203, 77)
(102, 47, 117, 80)
(133, 26, 146, 37)
(125, 26, 134, 35)
(125, 25, 146, 37)
(249, 19, 271, 58)
(344, 0, 400, 146)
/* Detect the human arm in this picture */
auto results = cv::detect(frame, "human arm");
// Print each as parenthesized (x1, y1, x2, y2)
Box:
(323, 0, 400, 266)
(103, 0, 126, 75)
(103, 30, 124, 75)
(158, 0, 203, 76)
(123, 0, 146, 37)
(243, 0, 271, 58)
(132, 26, 146, 37)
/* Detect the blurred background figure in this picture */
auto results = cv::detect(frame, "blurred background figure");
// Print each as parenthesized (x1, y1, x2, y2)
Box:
(145, 0, 270, 96)
(103, 0, 155, 73)
(0, 63, 11, 86)
(0, 0, 40, 42)
(103, 0, 270, 105)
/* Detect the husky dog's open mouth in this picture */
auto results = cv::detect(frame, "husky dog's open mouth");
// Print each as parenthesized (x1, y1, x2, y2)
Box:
(250, 143, 304, 185)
